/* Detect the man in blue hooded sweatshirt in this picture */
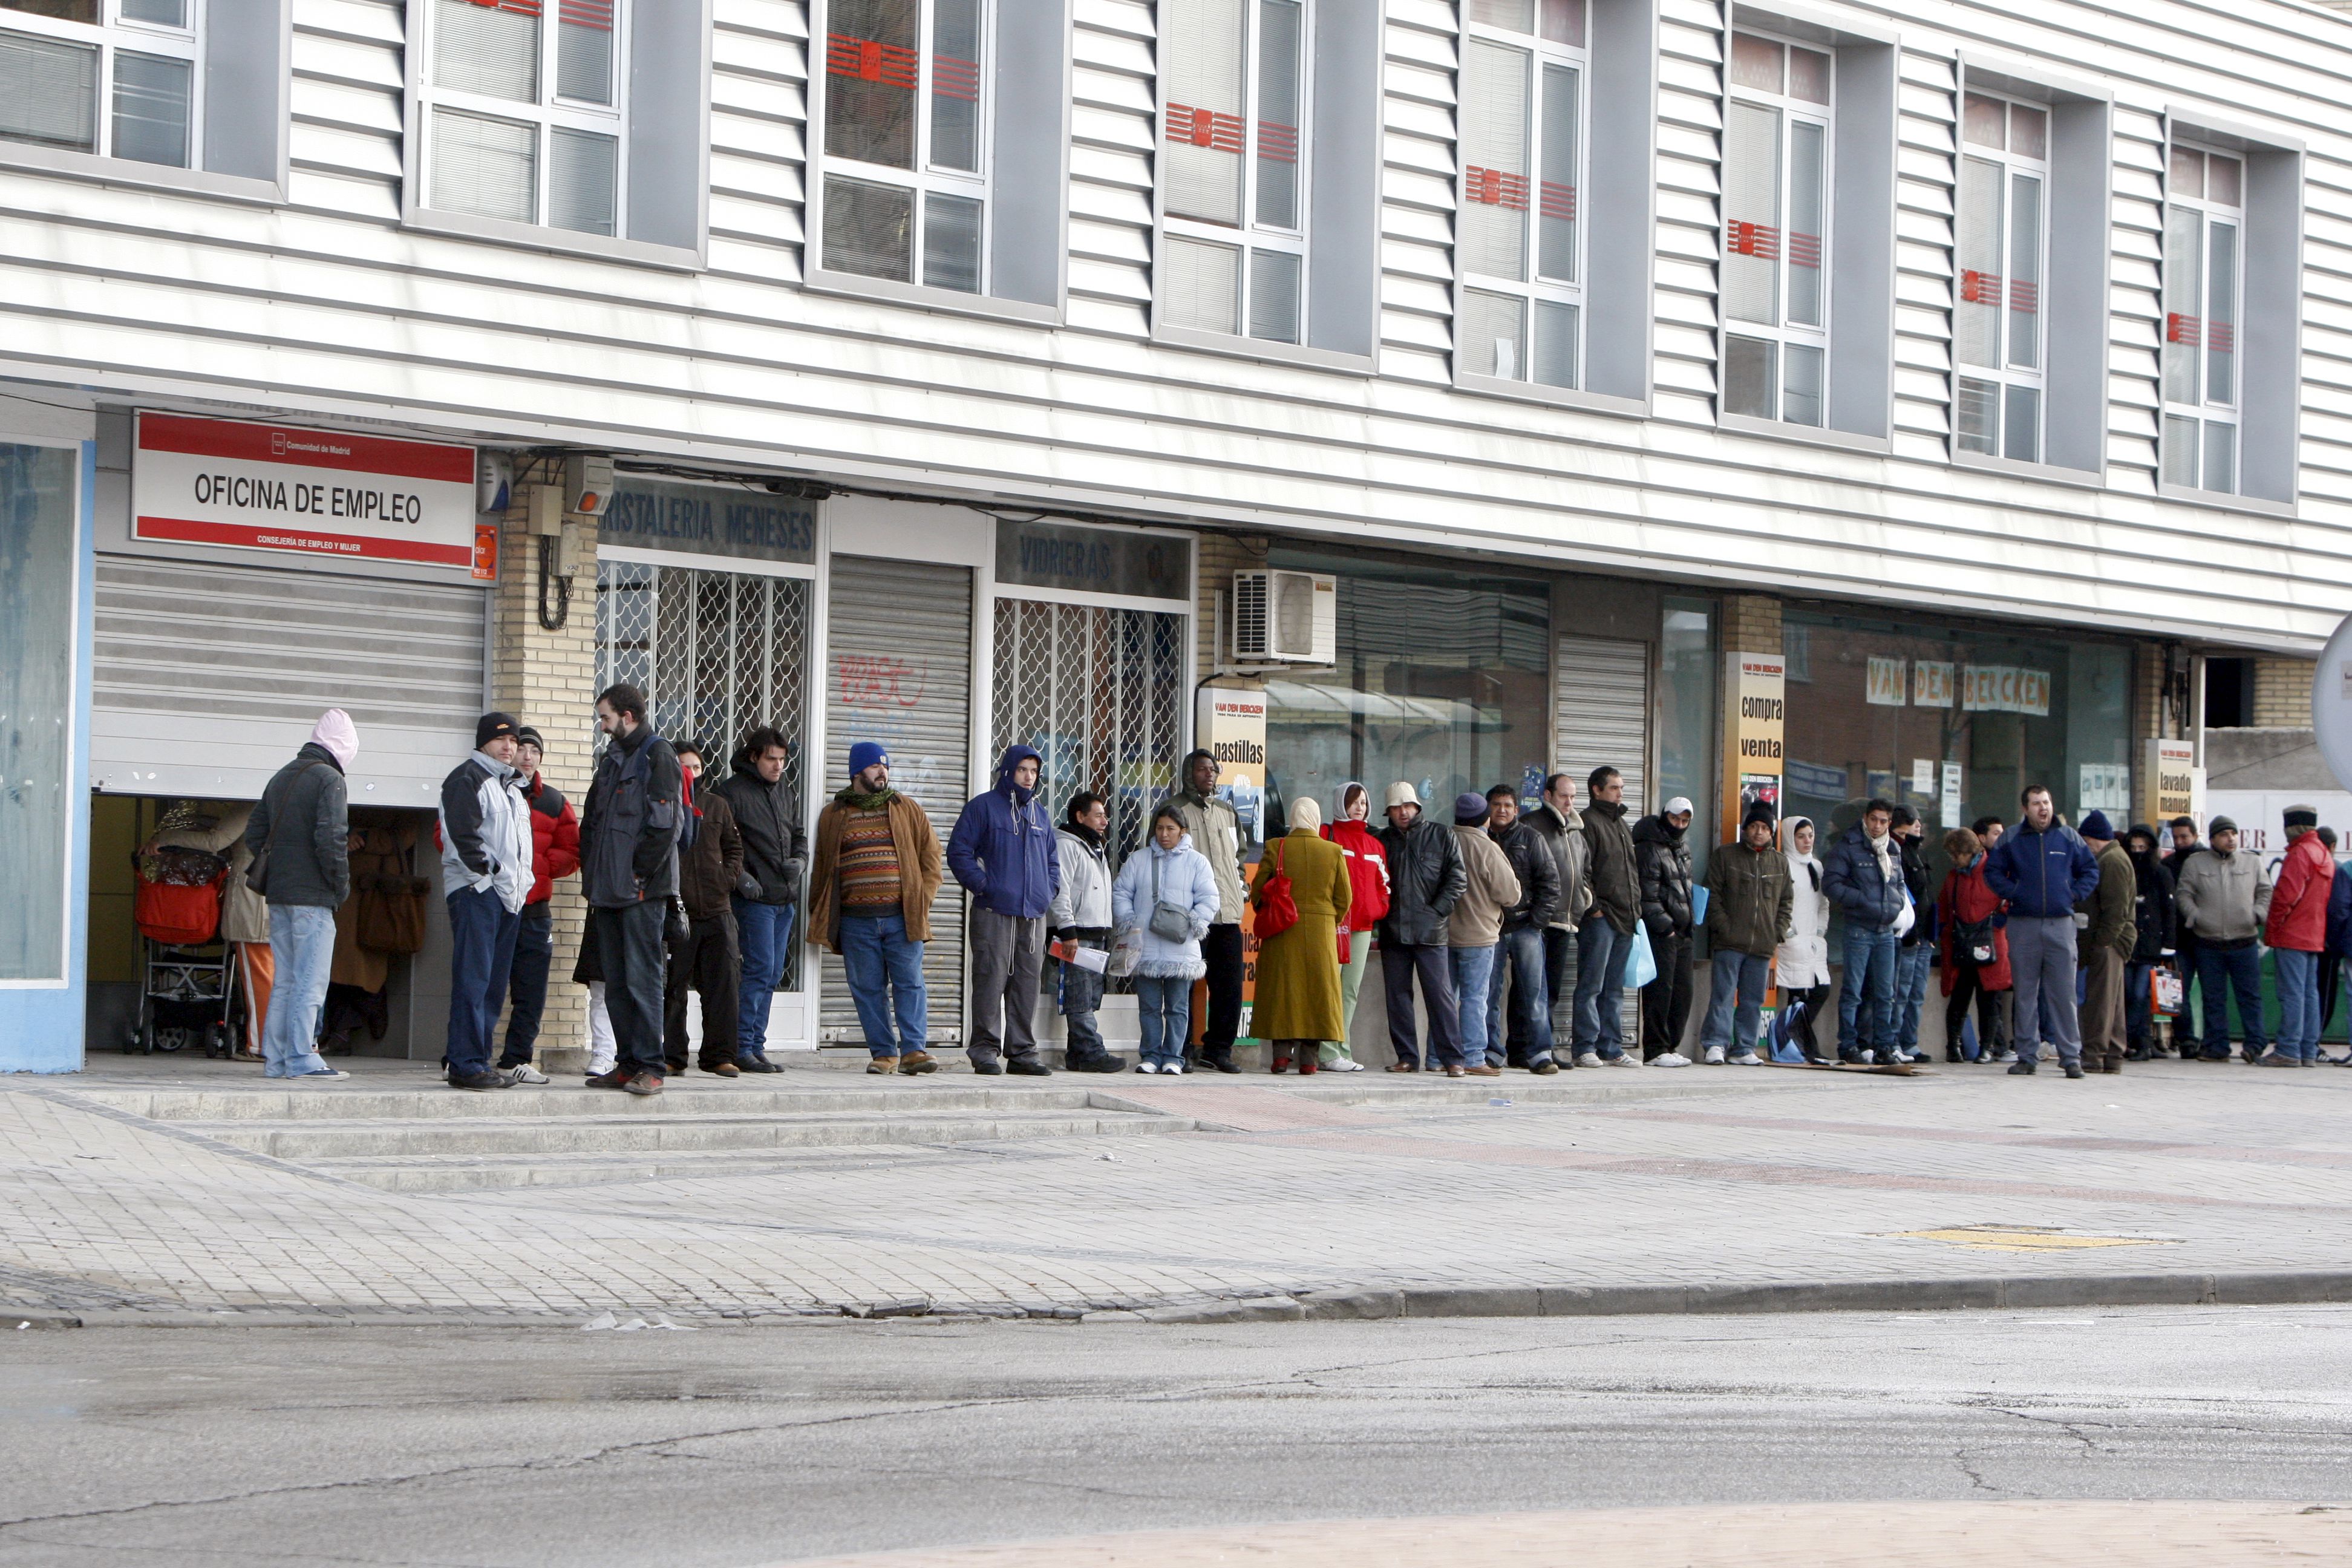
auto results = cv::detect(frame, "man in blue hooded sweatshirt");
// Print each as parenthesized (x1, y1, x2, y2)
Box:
(949, 745, 1062, 1075)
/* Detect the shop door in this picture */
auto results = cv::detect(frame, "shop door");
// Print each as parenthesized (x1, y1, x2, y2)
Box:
(820, 557, 973, 1043)
(1553, 633, 1650, 1036)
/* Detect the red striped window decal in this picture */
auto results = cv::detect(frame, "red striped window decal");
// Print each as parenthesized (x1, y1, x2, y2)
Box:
(2209, 322, 2235, 352)
(2166, 312, 2202, 347)
(558, 0, 612, 27)
(1787, 232, 1821, 269)
(933, 53, 980, 102)
(1960, 269, 2002, 305)
(1540, 181, 1576, 221)
(1466, 166, 1530, 211)
(1166, 104, 1245, 152)
(2008, 278, 2037, 313)
(828, 34, 921, 90)
(1726, 220, 1779, 260)
(1258, 120, 1299, 164)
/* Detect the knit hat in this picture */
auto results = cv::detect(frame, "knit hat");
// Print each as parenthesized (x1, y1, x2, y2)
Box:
(1290, 797, 1322, 833)
(2079, 809, 2114, 841)
(1454, 791, 1490, 826)
(2208, 814, 2238, 835)
(515, 725, 545, 752)
(2285, 805, 2319, 829)
(1384, 781, 1420, 811)
(475, 711, 520, 749)
(1742, 800, 1777, 830)
(309, 708, 358, 770)
(848, 741, 889, 779)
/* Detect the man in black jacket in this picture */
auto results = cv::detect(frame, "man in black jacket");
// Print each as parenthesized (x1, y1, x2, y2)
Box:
(581, 683, 684, 1096)
(1376, 782, 1468, 1071)
(665, 742, 749, 1078)
(244, 708, 358, 1081)
(713, 727, 805, 1073)
(1890, 806, 1934, 1063)
(1634, 797, 1698, 1065)
(1485, 784, 1563, 1071)
(1574, 766, 1642, 1067)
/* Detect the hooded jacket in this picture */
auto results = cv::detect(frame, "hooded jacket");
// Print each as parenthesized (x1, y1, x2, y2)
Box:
(947, 745, 1062, 920)
(1984, 819, 2102, 920)
(1523, 799, 1590, 929)
(1633, 813, 1696, 939)
(1168, 776, 1248, 924)
(1448, 823, 1524, 948)
(1324, 786, 1391, 935)
(2126, 834, 2176, 963)
(521, 773, 581, 907)
(1112, 829, 1220, 978)
(713, 746, 806, 907)
(2263, 829, 2334, 953)
(676, 785, 746, 921)
(1704, 834, 1793, 958)
(1823, 820, 1907, 933)
(1376, 811, 1468, 948)
(1050, 824, 1114, 935)
(1895, 831, 1932, 948)
(439, 750, 534, 914)
(244, 741, 351, 910)
(1775, 820, 1831, 987)
(1490, 814, 1561, 933)
(581, 723, 684, 909)
(2174, 843, 2272, 944)
(1582, 797, 1640, 933)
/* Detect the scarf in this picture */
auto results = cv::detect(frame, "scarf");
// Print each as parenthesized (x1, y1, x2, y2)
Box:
(1064, 820, 1104, 851)
(835, 786, 899, 811)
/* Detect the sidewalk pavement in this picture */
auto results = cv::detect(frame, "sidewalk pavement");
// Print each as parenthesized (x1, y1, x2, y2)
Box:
(5, 1055, 2352, 1325)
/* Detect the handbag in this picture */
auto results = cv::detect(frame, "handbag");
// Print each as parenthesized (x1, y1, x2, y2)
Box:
(1148, 848, 1195, 943)
(355, 836, 430, 955)
(1253, 840, 1300, 939)
(244, 758, 327, 896)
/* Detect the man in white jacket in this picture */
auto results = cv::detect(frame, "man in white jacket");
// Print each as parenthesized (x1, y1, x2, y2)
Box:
(439, 712, 534, 1091)
(1050, 792, 1122, 1073)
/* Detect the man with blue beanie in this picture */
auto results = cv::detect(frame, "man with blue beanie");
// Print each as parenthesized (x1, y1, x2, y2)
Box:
(1985, 784, 2103, 1078)
(808, 740, 946, 1074)
(949, 744, 1061, 1074)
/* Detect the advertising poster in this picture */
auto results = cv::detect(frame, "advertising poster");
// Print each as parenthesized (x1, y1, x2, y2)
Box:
(1195, 683, 1269, 848)
(1942, 760, 1964, 829)
(1866, 656, 1907, 706)
(2141, 739, 2197, 827)
(1721, 652, 1786, 841)
(1912, 660, 1955, 708)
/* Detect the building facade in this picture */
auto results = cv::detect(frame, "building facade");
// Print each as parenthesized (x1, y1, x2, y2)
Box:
(4, 0, 2348, 1064)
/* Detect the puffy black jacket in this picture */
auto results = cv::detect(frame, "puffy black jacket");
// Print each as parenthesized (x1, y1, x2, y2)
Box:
(1376, 815, 1468, 947)
(1633, 814, 1695, 939)
(2128, 846, 2175, 962)
(1583, 799, 1640, 934)
(1823, 822, 1907, 932)
(1491, 818, 1561, 932)
(1896, 833, 1932, 947)
(243, 743, 350, 909)
(713, 749, 806, 906)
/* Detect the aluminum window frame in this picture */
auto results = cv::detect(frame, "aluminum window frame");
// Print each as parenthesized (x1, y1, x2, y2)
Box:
(1953, 87, 2051, 467)
(1720, 23, 1835, 430)
(2161, 138, 2245, 498)
(0, 0, 203, 170)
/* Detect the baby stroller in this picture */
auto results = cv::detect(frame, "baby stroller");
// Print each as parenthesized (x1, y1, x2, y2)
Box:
(126, 840, 245, 1057)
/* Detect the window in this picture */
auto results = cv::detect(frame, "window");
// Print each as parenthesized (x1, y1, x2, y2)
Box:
(0, 440, 77, 984)
(1721, 28, 1831, 426)
(420, 0, 624, 238)
(0, 0, 200, 169)
(1159, 0, 1310, 344)
(1953, 91, 2047, 464)
(1457, 0, 1586, 390)
(2163, 142, 2243, 495)
(818, 0, 990, 293)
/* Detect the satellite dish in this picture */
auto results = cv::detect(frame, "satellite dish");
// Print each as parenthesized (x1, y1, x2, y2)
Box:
(2314, 612, 2352, 792)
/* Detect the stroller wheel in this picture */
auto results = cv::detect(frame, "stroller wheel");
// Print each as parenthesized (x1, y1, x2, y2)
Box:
(203, 1024, 230, 1059)
(154, 1027, 188, 1054)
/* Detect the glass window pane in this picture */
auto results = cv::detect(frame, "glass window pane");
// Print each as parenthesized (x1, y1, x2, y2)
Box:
(1728, 33, 1782, 94)
(0, 31, 96, 153)
(1723, 333, 1777, 419)
(2007, 171, 2041, 371)
(1540, 0, 1584, 47)
(1536, 62, 1578, 283)
(1787, 119, 1825, 328)
(1162, 234, 1241, 333)
(1956, 376, 1999, 455)
(823, 172, 915, 281)
(2003, 384, 2039, 463)
(1783, 342, 1824, 426)
(0, 443, 76, 982)
(1255, 0, 1303, 229)
(120, 0, 188, 24)
(2010, 103, 2047, 160)
(110, 48, 189, 167)
(436, 0, 540, 102)
(2161, 414, 2199, 488)
(826, 0, 918, 169)
(1721, 100, 1780, 326)
(929, 0, 982, 172)
(1249, 247, 1302, 342)
(557, 0, 615, 105)
(431, 106, 536, 223)
(1533, 298, 1578, 389)
(2207, 220, 2237, 407)
(1787, 47, 1830, 105)
(923, 191, 983, 291)
(1961, 92, 2005, 149)
(2168, 145, 2203, 199)
(1461, 286, 1526, 379)
(1955, 155, 2002, 368)
(2202, 420, 2235, 494)
(1460, 39, 1529, 281)
(2162, 206, 2202, 407)
(549, 125, 616, 235)
(1468, 0, 1534, 29)
(1163, 0, 1244, 224)
(2208, 153, 2241, 207)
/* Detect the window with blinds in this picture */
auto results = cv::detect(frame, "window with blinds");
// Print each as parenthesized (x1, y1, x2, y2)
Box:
(0, 0, 199, 169)
(818, 0, 991, 293)
(2161, 142, 2244, 495)
(1721, 28, 1831, 427)
(1457, 0, 1585, 390)
(422, 0, 624, 238)
(1158, 0, 1310, 345)
(1953, 91, 2048, 465)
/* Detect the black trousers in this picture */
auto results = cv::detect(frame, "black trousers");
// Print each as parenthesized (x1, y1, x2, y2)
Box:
(664, 909, 742, 1070)
(1382, 941, 1462, 1070)
(1197, 922, 1245, 1062)
(498, 902, 555, 1067)
(1641, 932, 1694, 1059)
(590, 901, 670, 1074)
(1943, 957, 2007, 1059)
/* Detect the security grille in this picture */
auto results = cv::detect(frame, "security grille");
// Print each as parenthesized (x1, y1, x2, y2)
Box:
(1553, 632, 1650, 1041)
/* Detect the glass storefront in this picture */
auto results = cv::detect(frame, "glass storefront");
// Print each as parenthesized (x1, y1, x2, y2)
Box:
(1263, 554, 1552, 831)
(1, 442, 76, 982)
(1658, 594, 1717, 880)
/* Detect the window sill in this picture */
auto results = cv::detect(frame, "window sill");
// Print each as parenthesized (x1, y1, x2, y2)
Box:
(1717, 411, 1893, 456)
(1454, 371, 1648, 420)
(1952, 447, 2106, 489)
(803, 267, 1062, 327)
(401, 206, 704, 272)
(1150, 322, 1377, 377)
(0, 141, 283, 204)
(2155, 482, 2296, 520)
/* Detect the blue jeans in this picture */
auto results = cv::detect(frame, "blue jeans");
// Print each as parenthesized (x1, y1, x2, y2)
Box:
(1485, 925, 1554, 1063)
(1135, 975, 1191, 1067)
(1893, 942, 1932, 1050)
(262, 903, 335, 1077)
(733, 898, 794, 1060)
(1572, 914, 1632, 1060)
(2276, 947, 2322, 1060)
(499, 903, 554, 1067)
(445, 886, 521, 1078)
(840, 911, 926, 1056)
(1451, 944, 1498, 1067)
(1060, 958, 1111, 1063)
(1700, 948, 1770, 1056)
(1837, 924, 1898, 1059)
(2196, 942, 2265, 1058)
(2125, 958, 2155, 1048)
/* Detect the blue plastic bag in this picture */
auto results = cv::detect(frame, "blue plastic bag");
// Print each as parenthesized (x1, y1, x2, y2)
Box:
(1624, 924, 1658, 988)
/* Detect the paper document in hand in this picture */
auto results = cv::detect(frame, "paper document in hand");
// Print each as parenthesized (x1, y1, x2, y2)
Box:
(1051, 941, 1109, 972)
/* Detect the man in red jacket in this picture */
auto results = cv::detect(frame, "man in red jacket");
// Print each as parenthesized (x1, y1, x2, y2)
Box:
(2261, 805, 2334, 1066)
(498, 727, 581, 1080)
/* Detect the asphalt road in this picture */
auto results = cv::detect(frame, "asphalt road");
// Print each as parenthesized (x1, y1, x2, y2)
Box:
(3, 1305, 2349, 1567)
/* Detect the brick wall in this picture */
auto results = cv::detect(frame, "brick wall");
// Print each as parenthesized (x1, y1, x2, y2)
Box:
(1722, 593, 1782, 656)
(2253, 657, 2316, 729)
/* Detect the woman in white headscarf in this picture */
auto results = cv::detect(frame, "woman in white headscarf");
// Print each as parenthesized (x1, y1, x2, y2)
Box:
(1776, 815, 1834, 1062)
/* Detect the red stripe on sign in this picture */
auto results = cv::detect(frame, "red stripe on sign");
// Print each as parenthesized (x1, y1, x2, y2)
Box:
(135, 516, 475, 566)
(137, 414, 474, 483)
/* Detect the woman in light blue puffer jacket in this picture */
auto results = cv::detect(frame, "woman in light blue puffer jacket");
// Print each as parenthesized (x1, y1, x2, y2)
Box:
(1112, 804, 1223, 1073)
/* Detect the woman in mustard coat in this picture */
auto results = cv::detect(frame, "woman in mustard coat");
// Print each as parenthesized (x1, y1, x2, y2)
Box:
(1251, 797, 1352, 1073)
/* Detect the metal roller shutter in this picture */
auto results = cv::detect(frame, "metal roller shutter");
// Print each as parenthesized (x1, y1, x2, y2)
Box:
(91, 557, 485, 804)
(820, 557, 973, 1044)
(1553, 633, 1651, 1037)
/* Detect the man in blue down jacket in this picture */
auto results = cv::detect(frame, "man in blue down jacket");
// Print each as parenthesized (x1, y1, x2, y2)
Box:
(1822, 799, 1910, 1065)
(949, 744, 1062, 1075)
(1984, 784, 2103, 1078)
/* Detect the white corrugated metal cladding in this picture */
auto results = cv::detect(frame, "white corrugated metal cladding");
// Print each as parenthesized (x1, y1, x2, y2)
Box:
(4, 1, 2351, 648)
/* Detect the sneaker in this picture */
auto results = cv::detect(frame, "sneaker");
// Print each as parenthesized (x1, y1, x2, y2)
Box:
(586, 1067, 632, 1089)
(866, 1057, 897, 1074)
(1006, 1059, 1053, 1077)
(1327, 1057, 1366, 1073)
(1727, 1051, 1762, 1066)
(1606, 1053, 1642, 1068)
(2255, 1051, 2300, 1068)
(2007, 1061, 2037, 1076)
(622, 1071, 664, 1096)
(502, 1063, 549, 1085)
(1649, 1053, 1691, 1068)
(297, 1067, 351, 1080)
(900, 1051, 939, 1076)
(2302, 1057, 2319, 1069)
(1163, 1059, 1187, 1074)
(1575, 1052, 1603, 1068)
(1529, 1058, 1561, 1075)
(1136, 1060, 1161, 1074)
(1702, 1045, 1726, 1065)
(1991, 1049, 2018, 1063)
(447, 1070, 509, 1091)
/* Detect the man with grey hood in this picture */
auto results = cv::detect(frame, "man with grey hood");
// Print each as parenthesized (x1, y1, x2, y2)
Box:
(244, 708, 360, 1080)
(439, 712, 535, 1091)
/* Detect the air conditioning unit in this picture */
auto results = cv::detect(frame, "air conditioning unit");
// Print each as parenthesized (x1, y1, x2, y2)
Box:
(1232, 569, 1335, 664)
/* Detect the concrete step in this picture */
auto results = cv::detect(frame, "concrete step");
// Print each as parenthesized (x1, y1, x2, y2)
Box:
(64, 1082, 1117, 1123)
